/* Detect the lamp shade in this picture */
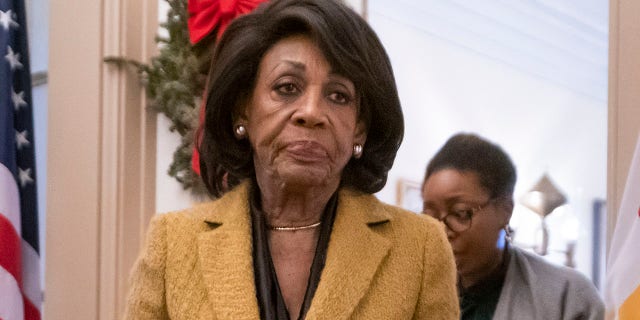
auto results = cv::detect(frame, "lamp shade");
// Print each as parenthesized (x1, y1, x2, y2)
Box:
(520, 173, 567, 218)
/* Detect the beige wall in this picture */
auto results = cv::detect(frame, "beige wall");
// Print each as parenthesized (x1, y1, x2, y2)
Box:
(47, 0, 157, 318)
(607, 0, 640, 245)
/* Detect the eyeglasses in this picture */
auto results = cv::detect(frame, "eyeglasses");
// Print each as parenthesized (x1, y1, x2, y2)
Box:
(422, 199, 494, 233)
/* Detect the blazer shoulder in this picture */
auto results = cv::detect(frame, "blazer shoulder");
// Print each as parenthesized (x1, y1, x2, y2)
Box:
(155, 202, 214, 225)
(376, 197, 444, 233)
(150, 201, 230, 239)
(155, 181, 251, 229)
(341, 189, 445, 242)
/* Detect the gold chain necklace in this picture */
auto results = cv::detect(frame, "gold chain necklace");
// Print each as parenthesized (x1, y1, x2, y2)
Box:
(268, 221, 322, 232)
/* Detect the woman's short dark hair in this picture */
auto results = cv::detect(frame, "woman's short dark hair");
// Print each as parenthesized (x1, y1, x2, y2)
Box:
(423, 133, 517, 200)
(199, 0, 404, 197)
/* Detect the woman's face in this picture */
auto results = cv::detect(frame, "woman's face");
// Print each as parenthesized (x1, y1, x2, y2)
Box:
(421, 169, 508, 286)
(238, 35, 366, 190)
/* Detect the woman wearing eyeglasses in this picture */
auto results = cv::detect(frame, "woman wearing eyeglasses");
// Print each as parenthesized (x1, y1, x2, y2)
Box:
(421, 133, 604, 320)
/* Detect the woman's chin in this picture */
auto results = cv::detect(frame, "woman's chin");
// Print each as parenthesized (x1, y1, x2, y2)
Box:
(276, 175, 328, 191)
(277, 163, 338, 187)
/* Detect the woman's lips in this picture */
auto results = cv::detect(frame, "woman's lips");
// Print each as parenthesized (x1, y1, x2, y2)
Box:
(285, 141, 328, 162)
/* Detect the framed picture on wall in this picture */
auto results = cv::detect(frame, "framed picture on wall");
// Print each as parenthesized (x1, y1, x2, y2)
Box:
(396, 178, 423, 214)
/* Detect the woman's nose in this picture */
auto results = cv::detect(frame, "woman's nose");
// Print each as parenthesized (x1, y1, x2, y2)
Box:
(292, 90, 326, 127)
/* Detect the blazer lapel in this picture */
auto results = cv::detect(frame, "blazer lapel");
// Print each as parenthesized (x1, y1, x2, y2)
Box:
(306, 190, 391, 319)
(196, 183, 261, 319)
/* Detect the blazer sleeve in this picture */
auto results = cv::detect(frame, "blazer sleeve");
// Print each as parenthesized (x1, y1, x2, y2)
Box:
(413, 220, 460, 319)
(123, 215, 170, 320)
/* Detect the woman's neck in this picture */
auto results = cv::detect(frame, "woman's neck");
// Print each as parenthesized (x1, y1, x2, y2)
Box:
(256, 177, 339, 227)
(460, 247, 505, 289)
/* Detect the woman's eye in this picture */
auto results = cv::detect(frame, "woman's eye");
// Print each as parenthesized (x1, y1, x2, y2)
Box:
(328, 91, 351, 104)
(276, 83, 298, 95)
(453, 209, 473, 220)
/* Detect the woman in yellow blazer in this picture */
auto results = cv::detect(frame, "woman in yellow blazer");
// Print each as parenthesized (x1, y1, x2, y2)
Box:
(124, 0, 458, 319)
(125, 182, 457, 319)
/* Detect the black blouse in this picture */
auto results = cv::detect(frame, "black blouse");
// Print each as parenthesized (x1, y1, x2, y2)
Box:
(250, 182, 337, 320)
(459, 245, 511, 320)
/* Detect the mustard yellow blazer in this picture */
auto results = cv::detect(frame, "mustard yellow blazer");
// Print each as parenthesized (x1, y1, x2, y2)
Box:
(124, 182, 459, 319)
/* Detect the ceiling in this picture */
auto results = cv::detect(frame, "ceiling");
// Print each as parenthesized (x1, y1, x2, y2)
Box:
(370, 0, 609, 101)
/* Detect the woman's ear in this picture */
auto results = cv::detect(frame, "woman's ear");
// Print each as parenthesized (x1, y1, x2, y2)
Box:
(354, 119, 368, 146)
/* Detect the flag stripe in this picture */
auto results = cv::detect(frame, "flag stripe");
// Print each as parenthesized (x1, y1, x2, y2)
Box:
(0, 266, 25, 320)
(0, 213, 22, 285)
(23, 295, 40, 320)
(0, 164, 22, 235)
(21, 240, 41, 311)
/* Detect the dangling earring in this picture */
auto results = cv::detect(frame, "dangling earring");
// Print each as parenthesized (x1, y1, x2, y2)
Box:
(353, 144, 363, 159)
(503, 224, 513, 243)
(234, 125, 246, 139)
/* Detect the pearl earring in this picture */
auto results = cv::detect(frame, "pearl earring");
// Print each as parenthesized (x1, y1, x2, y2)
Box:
(353, 144, 363, 159)
(234, 125, 246, 139)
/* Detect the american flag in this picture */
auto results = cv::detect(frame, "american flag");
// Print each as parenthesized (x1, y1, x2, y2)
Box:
(0, 0, 42, 319)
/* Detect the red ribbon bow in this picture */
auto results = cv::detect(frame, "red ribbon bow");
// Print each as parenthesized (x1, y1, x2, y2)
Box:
(188, 0, 267, 176)
(187, 0, 267, 44)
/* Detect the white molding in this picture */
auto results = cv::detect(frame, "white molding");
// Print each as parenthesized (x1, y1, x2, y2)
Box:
(47, 0, 103, 316)
(607, 0, 640, 251)
(46, 0, 157, 318)
(99, 0, 123, 318)
(99, 0, 159, 318)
